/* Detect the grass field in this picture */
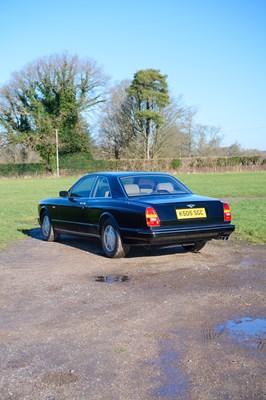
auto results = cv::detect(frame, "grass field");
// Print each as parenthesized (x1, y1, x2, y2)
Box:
(178, 171, 266, 198)
(181, 172, 266, 244)
(0, 171, 265, 249)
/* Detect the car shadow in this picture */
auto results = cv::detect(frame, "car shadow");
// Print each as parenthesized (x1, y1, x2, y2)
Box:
(20, 228, 42, 240)
(18, 228, 103, 256)
(19, 228, 185, 258)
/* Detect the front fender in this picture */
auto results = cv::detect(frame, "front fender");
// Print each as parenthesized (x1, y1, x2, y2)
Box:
(38, 205, 52, 225)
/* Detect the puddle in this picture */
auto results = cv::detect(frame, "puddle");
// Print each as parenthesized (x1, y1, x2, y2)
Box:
(216, 316, 266, 348)
(154, 339, 188, 398)
(95, 275, 130, 283)
(240, 261, 266, 267)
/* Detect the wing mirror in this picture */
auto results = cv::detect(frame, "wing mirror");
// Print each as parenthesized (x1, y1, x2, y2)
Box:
(59, 190, 69, 198)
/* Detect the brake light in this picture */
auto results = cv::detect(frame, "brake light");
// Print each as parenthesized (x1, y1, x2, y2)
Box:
(223, 203, 231, 222)
(146, 207, 160, 227)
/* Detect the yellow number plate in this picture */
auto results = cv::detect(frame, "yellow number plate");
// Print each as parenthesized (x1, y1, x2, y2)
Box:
(176, 208, 207, 219)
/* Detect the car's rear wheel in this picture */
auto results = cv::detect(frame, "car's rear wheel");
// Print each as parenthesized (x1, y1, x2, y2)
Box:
(182, 241, 206, 253)
(41, 212, 60, 242)
(101, 218, 130, 258)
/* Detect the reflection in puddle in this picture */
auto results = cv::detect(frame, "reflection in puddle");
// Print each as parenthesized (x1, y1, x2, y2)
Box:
(240, 260, 266, 267)
(216, 316, 266, 348)
(95, 275, 130, 283)
(154, 339, 188, 398)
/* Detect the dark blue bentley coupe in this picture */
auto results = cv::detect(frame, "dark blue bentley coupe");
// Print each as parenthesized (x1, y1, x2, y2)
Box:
(38, 172, 235, 258)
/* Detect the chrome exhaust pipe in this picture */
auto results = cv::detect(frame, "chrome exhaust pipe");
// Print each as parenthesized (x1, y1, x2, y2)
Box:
(218, 235, 229, 240)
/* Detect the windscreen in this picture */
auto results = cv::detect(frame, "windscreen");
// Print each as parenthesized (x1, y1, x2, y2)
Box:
(120, 175, 191, 197)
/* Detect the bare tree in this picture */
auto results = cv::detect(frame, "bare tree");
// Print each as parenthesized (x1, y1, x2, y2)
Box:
(98, 80, 136, 159)
(194, 124, 223, 156)
(153, 96, 195, 158)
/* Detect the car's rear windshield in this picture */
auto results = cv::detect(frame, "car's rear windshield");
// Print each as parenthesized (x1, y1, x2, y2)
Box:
(120, 175, 191, 197)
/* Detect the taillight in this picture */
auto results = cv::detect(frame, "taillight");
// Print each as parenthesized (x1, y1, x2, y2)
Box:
(223, 203, 231, 222)
(146, 207, 160, 227)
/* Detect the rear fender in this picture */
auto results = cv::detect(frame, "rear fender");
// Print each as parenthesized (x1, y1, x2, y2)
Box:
(99, 212, 119, 234)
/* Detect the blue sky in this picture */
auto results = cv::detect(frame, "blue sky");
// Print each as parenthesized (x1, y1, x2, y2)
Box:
(1, 0, 266, 150)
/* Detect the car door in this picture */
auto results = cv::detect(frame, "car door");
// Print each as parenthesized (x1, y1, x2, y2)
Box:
(84, 176, 112, 236)
(53, 175, 97, 234)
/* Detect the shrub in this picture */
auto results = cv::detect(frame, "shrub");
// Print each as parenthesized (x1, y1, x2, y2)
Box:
(171, 159, 182, 170)
(0, 163, 44, 176)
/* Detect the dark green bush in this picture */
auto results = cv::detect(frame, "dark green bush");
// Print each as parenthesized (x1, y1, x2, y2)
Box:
(171, 159, 182, 170)
(240, 156, 260, 165)
(60, 152, 93, 170)
(216, 156, 262, 167)
(0, 163, 45, 176)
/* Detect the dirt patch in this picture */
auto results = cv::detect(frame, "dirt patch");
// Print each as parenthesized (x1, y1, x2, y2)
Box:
(0, 233, 265, 399)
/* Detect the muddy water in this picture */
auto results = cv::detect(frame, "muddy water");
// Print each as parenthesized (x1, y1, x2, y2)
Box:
(216, 316, 266, 348)
(95, 275, 130, 283)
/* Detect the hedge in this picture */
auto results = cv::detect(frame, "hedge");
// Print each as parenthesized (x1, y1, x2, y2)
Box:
(0, 155, 265, 176)
(0, 163, 45, 176)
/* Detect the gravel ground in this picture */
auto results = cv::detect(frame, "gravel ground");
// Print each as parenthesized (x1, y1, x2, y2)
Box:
(0, 232, 265, 400)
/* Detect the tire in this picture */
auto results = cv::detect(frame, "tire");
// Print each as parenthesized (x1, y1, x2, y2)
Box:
(41, 212, 60, 242)
(182, 241, 206, 253)
(101, 218, 130, 258)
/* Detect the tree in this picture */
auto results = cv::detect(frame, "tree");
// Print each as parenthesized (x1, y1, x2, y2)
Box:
(126, 69, 170, 159)
(98, 80, 135, 159)
(0, 53, 107, 170)
(178, 107, 198, 157)
(194, 124, 223, 156)
(154, 96, 196, 158)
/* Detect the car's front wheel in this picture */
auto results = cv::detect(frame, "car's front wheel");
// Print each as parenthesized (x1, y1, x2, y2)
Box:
(182, 241, 206, 253)
(101, 218, 130, 258)
(41, 212, 60, 242)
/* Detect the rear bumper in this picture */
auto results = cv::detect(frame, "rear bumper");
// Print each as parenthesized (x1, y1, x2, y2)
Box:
(121, 224, 235, 245)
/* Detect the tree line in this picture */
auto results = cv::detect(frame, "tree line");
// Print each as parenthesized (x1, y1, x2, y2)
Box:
(0, 52, 254, 170)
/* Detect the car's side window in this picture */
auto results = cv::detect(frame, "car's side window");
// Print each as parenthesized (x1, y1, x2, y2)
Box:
(93, 177, 111, 198)
(70, 176, 97, 198)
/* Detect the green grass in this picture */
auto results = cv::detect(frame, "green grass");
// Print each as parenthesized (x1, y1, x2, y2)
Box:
(0, 176, 75, 249)
(177, 171, 266, 198)
(178, 172, 266, 244)
(230, 199, 266, 244)
(0, 172, 265, 249)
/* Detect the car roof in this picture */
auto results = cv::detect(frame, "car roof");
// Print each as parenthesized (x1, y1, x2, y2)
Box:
(87, 171, 171, 177)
